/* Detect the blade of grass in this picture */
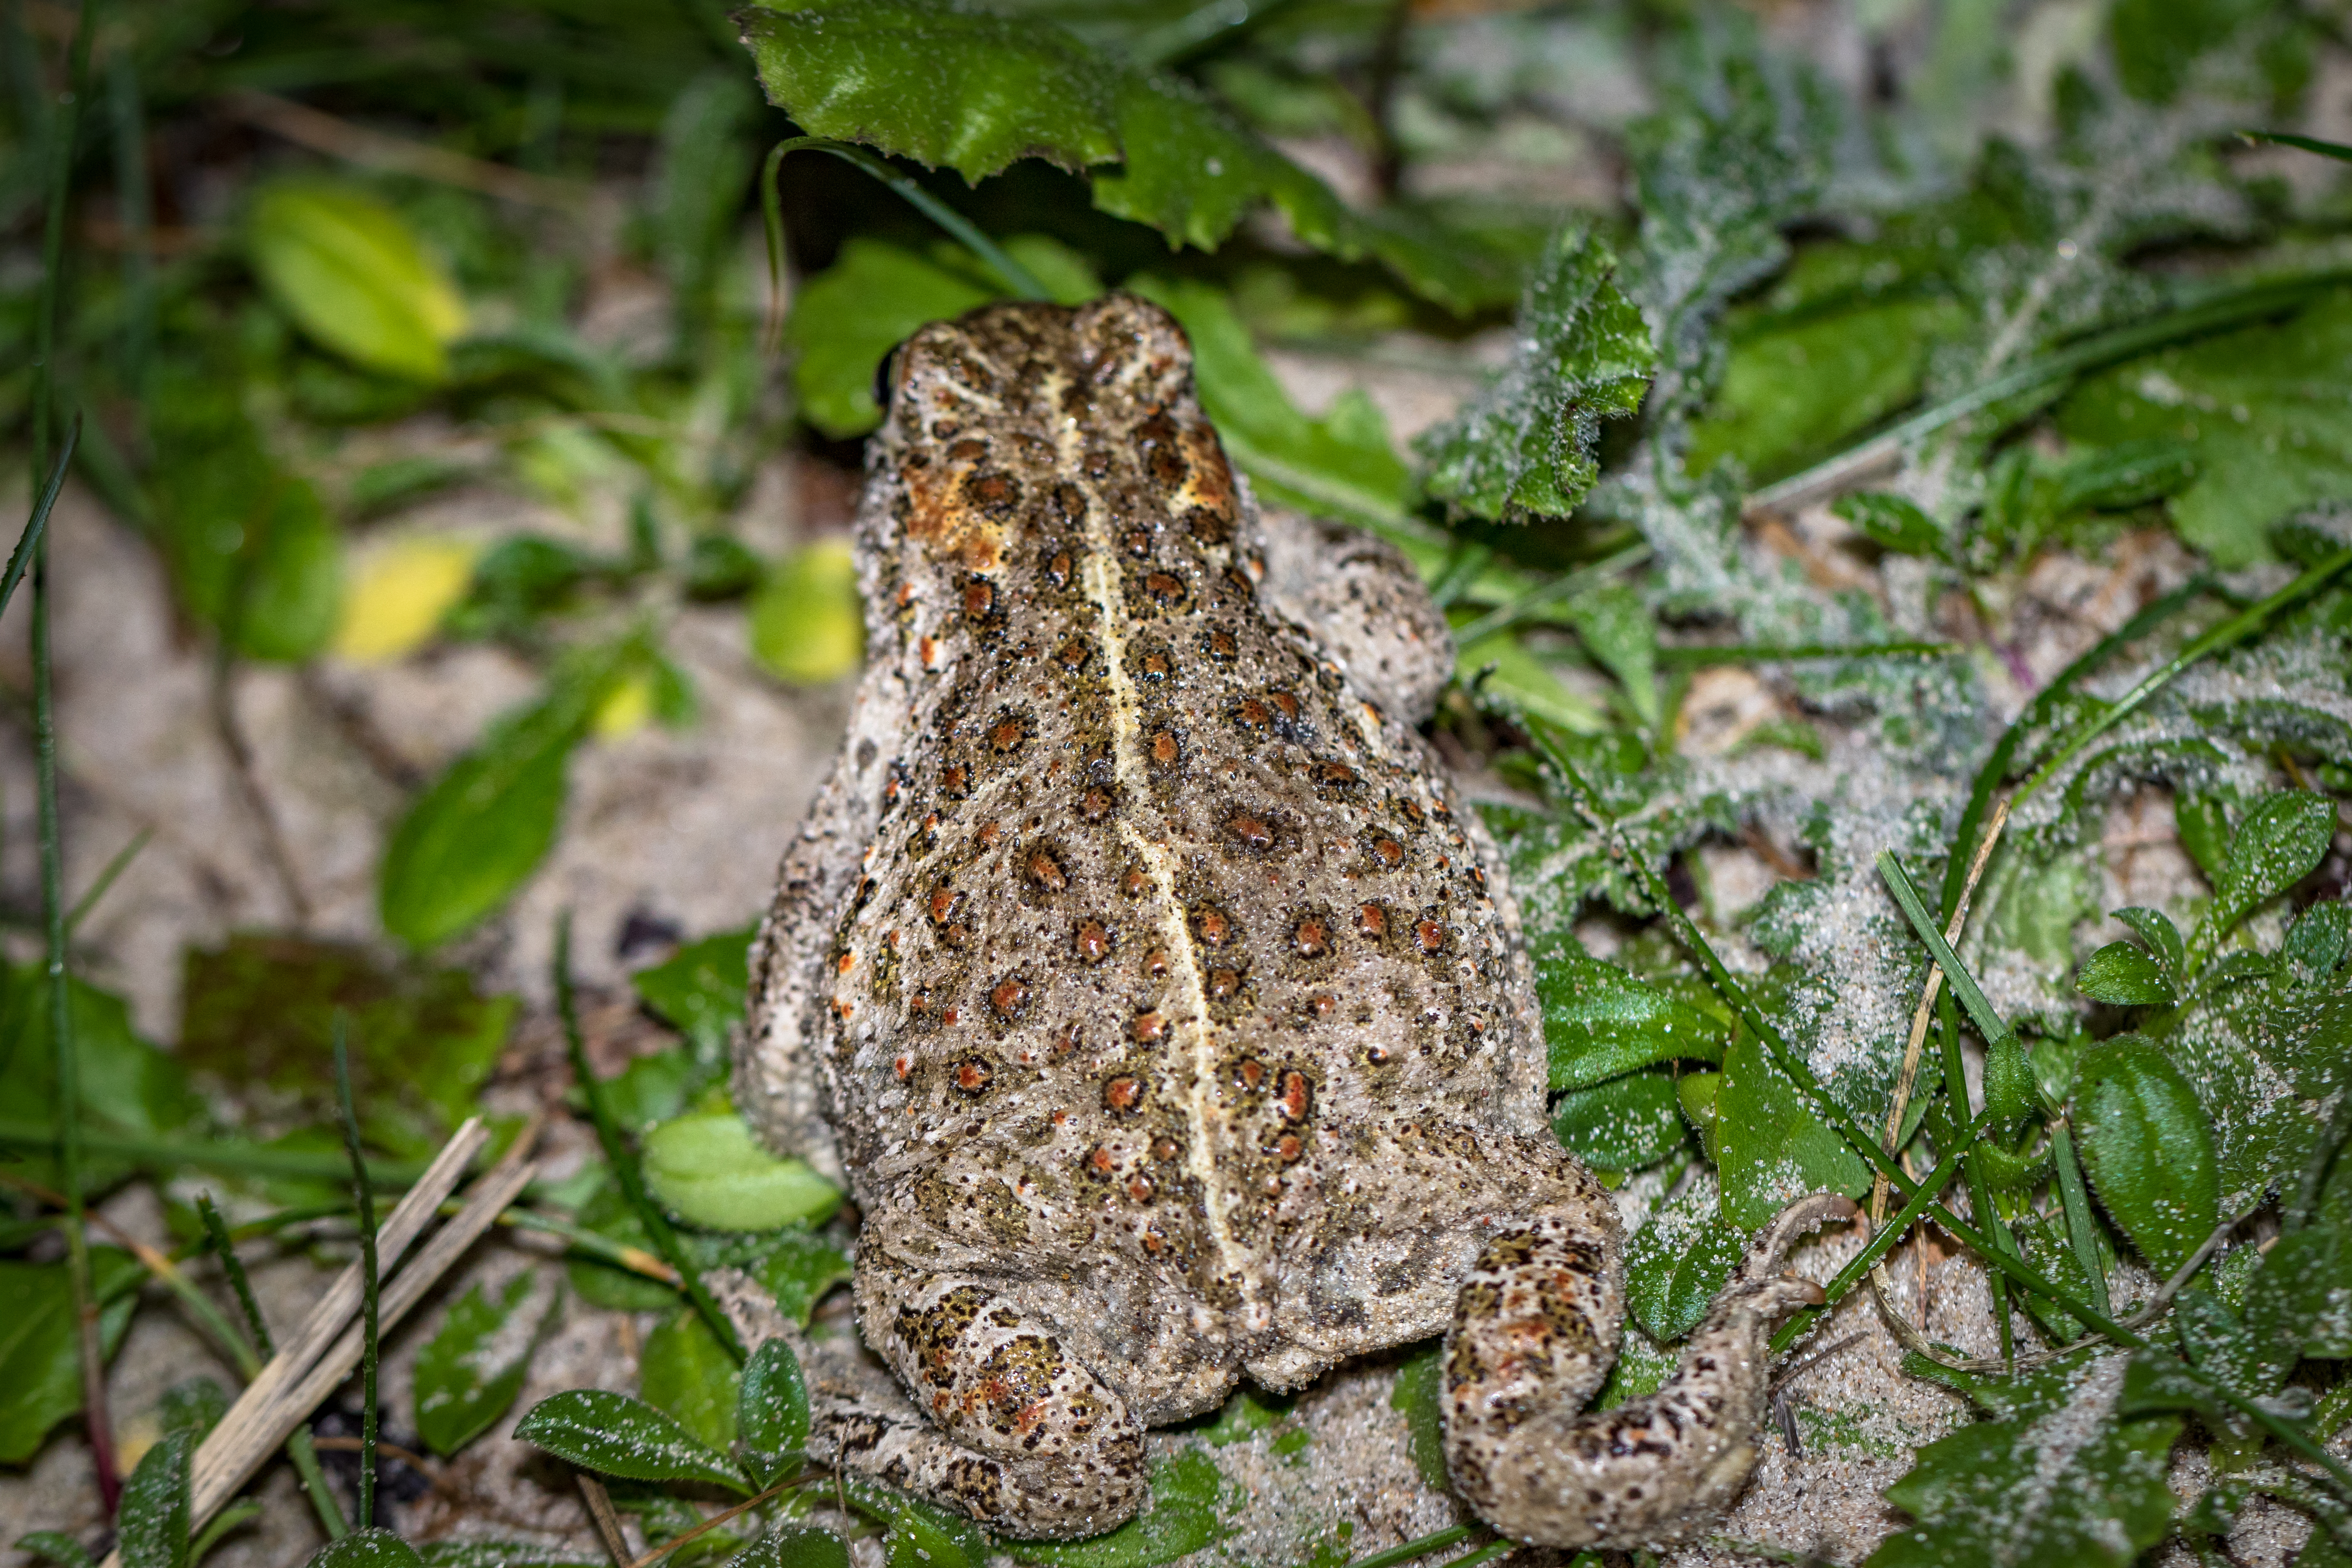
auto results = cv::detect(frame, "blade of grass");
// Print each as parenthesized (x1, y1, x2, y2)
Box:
(1878, 851, 2013, 1048)
(1938, 576, 2210, 923)
(65, 826, 150, 933)
(555, 912, 745, 1362)
(2240, 129, 2352, 161)
(2015, 546, 2352, 807)
(1340, 1525, 1477, 1568)
(761, 134, 1050, 351)
(1940, 988, 2018, 1368)
(331, 1019, 381, 1530)
(1653, 639, 1960, 668)
(0, 1121, 425, 1186)
(1771, 1130, 1975, 1354)
(196, 1194, 273, 1360)
(2050, 1121, 2113, 1318)
(1540, 731, 2352, 1486)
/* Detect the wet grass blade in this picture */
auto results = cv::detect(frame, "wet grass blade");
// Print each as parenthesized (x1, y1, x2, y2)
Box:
(332, 1019, 381, 1530)
(555, 913, 746, 1362)
(1878, 851, 2011, 1049)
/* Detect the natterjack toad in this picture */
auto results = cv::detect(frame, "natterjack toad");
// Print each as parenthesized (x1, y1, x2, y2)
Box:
(735, 294, 1850, 1550)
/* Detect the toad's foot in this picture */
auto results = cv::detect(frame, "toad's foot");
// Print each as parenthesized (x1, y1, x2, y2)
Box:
(1444, 1191, 1858, 1550)
(849, 1263, 1147, 1540)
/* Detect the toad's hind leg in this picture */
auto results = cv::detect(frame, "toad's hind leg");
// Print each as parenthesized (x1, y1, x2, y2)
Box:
(853, 1264, 1147, 1540)
(1444, 1192, 1856, 1550)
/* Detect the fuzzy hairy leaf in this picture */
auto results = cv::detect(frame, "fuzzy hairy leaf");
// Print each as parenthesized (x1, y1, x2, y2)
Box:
(2072, 1037, 2219, 1275)
(1714, 1023, 1871, 1231)
(2207, 791, 2337, 949)
(1533, 944, 1729, 1091)
(738, 0, 1496, 310)
(641, 1112, 841, 1232)
(307, 1532, 427, 1568)
(739, 1338, 810, 1488)
(2076, 942, 2175, 1006)
(1416, 223, 1653, 521)
(1624, 1170, 1743, 1342)
(415, 1273, 542, 1457)
(117, 1431, 194, 1568)
(1549, 1068, 1686, 1171)
(721, 1529, 849, 1568)
(514, 1389, 749, 1491)
(1869, 1355, 2179, 1568)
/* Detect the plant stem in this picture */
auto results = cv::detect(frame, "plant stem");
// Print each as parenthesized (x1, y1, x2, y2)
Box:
(555, 912, 746, 1361)
(0, 1120, 425, 1186)
(287, 1424, 350, 1540)
(332, 1020, 381, 1530)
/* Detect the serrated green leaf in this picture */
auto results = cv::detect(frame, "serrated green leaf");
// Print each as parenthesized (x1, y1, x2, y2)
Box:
(2076, 942, 2176, 1006)
(2057, 290, 2352, 566)
(1532, 944, 1730, 1091)
(641, 1307, 742, 1456)
(1416, 223, 1653, 522)
(118, 1431, 193, 1568)
(1385, 1344, 1446, 1490)
(750, 540, 865, 687)
(0, 1250, 143, 1463)
(2207, 791, 2337, 951)
(738, 1338, 809, 1488)
(1007, 1449, 1230, 1568)
(1623, 1171, 1744, 1342)
(641, 1112, 841, 1231)
(415, 1274, 543, 1458)
(514, 1389, 750, 1491)
(250, 183, 467, 382)
(1868, 1354, 2179, 1568)
(738, 1, 1494, 310)
(1833, 492, 1944, 558)
(719, 1529, 849, 1568)
(2073, 1036, 2220, 1275)
(1549, 1069, 1686, 1171)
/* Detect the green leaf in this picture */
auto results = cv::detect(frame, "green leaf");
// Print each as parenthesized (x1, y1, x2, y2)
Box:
(0, 968, 200, 1188)
(1832, 493, 1944, 558)
(633, 926, 758, 1062)
(2206, 791, 2336, 951)
(1008, 1449, 1230, 1568)
(837, 1484, 990, 1568)
(2057, 289, 2352, 566)
(641, 1112, 842, 1231)
(179, 937, 516, 1158)
(1532, 944, 1730, 1092)
(2072, 1036, 2220, 1275)
(1868, 1356, 2180, 1568)
(785, 239, 1007, 439)
(156, 1378, 229, 1442)
(118, 1430, 194, 1568)
(736, 1229, 854, 1328)
(738, 1338, 809, 1488)
(1549, 1069, 1686, 1172)
(1714, 1025, 1869, 1232)
(415, 1543, 603, 1568)
(144, 360, 345, 663)
(1126, 276, 1414, 533)
(1415, 223, 1654, 522)
(513, 1389, 750, 1492)
(1385, 1343, 1447, 1490)
(305, 1530, 428, 1568)
(249, 183, 467, 382)
(2245, 1226, 2352, 1358)
(2112, 908, 2186, 992)
(1458, 635, 1610, 737)
(0, 1250, 142, 1462)
(1560, 585, 1661, 729)
(719, 1529, 849, 1568)
(737, 1, 1495, 310)
(1623, 1171, 1745, 1342)
(379, 650, 627, 947)
(414, 1274, 544, 1458)
(750, 540, 865, 687)
(2076, 942, 2176, 1007)
(1981, 1035, 2041, 1136)
(641, 1307, 742, 1456)
(15, 1534, 95, 1568)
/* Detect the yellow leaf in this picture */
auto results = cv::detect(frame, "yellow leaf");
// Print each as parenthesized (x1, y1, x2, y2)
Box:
(591, 671, 654, 739)
(248, 182, 469, 382)
(749, 539, 864, 685)
(333, 537, 481, 663)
